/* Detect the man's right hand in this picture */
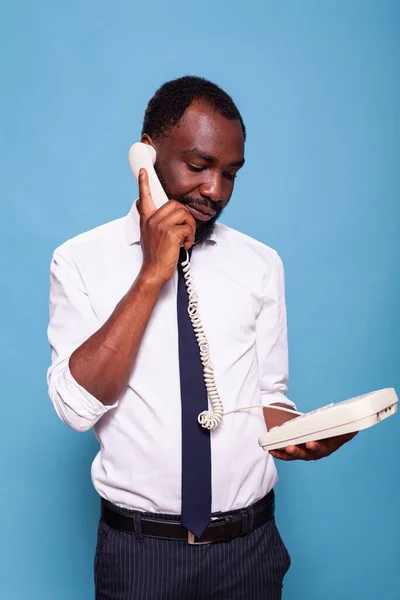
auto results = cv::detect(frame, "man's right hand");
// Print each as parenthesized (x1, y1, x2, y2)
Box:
(138, 168, 196, 287)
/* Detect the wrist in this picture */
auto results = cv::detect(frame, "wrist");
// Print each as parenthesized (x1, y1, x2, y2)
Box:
(137, 265, 167, 292)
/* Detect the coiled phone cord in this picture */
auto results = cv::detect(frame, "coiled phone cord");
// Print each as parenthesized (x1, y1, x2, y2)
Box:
(181, 252, 224, 430)
(181, 251, 303, 430)
(181, 251, 303, 429)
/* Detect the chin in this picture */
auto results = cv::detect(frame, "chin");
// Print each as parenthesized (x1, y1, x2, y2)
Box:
(195, 219, 217, 244)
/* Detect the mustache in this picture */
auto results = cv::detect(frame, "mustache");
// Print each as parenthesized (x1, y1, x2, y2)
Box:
(178, 196, 221, 215)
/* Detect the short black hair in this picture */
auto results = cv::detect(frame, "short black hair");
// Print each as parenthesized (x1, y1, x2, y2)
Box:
(142, 75, 246, 141)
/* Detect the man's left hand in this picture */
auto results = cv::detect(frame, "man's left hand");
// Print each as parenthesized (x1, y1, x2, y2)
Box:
(269, 431, 358, 461)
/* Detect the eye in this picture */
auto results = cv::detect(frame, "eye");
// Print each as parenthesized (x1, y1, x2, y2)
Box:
(224, 171, 237, 181)
(186, 163, 205, 173)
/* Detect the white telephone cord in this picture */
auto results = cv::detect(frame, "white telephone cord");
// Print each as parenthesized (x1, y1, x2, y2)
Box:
(181, 252, 224, 429)
(181, 252, 303, 429)
(224, 405, 303, 416)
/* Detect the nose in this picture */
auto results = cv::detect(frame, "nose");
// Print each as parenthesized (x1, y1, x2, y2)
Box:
(199, 172, 223, 203)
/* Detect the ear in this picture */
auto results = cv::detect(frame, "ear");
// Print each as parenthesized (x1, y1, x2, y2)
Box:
(141, 133, 155, 147)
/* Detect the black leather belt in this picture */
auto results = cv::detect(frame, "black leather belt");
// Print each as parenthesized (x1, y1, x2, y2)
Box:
(101, 490, 275, 545)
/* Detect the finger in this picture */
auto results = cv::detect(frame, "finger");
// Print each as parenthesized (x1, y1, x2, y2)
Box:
(284, 445, 314, 460)
(146, 201, 194, 231)
(154, 208, 196, 243)
(317, 431, 358, 446)
(169, 224, 196, 249)
(269, 450, 297, 461)
(315, 431, 358, 453)
(138, 168, 156, 218)
(329, 432, 357, 452)
(305, 441, 322, 452)
(146, 199, 190, 220)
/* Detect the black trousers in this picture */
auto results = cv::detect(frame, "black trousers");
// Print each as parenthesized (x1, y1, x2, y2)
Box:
(95, 505, 291, 600)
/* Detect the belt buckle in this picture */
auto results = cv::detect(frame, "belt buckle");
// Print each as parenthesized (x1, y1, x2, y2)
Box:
(187, 531, 211, 545)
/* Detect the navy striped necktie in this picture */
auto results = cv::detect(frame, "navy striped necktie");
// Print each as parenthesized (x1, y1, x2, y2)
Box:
(177, 247, 212, 539)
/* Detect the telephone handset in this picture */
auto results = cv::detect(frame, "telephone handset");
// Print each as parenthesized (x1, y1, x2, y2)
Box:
(128, 142, 225, 429)
(128, 143, 169, 209)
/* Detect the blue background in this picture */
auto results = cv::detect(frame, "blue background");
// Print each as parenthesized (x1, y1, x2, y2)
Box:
(1, 1, 399, 598)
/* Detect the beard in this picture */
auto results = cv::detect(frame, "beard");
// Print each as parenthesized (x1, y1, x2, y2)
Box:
(177, 196, 223, 244)
(154, 161, 223, 244)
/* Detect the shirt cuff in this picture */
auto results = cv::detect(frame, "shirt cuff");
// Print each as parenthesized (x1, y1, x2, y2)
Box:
(51, 359, 119, 431)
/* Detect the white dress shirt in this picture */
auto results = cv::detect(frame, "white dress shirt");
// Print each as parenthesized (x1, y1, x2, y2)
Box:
(47, 200, 295, 514)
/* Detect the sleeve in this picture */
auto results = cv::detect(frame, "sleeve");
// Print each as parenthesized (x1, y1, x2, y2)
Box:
(255, 251, 296, 409)
(46, 248, 119, 432)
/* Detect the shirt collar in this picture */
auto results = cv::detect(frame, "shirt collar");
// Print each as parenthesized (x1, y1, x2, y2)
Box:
(125, 199, 218, 246)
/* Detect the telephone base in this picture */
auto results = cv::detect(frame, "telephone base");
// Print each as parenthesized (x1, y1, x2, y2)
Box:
(258, 388, 398, 451)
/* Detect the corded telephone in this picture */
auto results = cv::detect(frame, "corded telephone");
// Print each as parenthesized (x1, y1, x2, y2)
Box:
(128, 142, 398, 446)
(128, 142, 224, 430)
(258, 388, 398, 451)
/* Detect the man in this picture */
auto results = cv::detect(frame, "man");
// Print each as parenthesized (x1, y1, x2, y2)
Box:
(47, 76, 355, 599)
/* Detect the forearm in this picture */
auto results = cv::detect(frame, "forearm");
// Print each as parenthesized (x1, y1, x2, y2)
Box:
(263, 403, 298, 430)
(69, 269, 162, 405)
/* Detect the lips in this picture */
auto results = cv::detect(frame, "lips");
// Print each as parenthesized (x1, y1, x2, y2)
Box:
(186, 203, 217, 222)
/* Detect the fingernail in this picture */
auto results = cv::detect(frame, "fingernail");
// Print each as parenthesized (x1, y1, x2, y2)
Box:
(287, 449, 296, 455)
(309, 444, 317, 451)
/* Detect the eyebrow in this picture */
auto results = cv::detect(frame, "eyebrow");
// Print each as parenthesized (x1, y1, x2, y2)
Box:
(184, 147, 245, 168)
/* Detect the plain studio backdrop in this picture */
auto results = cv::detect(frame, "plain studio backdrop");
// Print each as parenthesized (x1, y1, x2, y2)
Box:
(1, 1, 399, 598)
